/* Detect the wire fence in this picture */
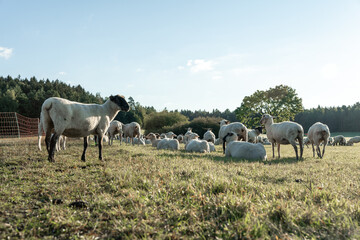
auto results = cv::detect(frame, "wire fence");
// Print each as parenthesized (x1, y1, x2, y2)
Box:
(0, 112, 39, 138)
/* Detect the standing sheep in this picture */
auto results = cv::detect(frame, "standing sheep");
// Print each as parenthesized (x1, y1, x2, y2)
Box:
(307, 122, 330, 158)
(40, 95, 129, 162)
(218, 119, 248, 144)
(107, 120, 123, 146)
(123, 122, 142, 145)
(223, 132, 267, 160)
(332, 135, 346, 146)
(248, 127, 262, 143)
(260, 114, 304, 160)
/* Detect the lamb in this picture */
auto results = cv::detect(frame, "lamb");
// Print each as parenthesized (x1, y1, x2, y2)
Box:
(332, 135, 346, 146)
(222, 132, 267, 160)
(123, 122, 142, 145)
(145, 133, 162, 147)
(218, 119, 248, 153)
(307, 122, 330, 158)
(260, 114, 304, 160)
(185, 139, 210, 153)
(40, 95, 129, 162)
(247, 127, 262, 143)
(157, 138, 180, 150)
(346, 136, 360, 146)
(203, 128, 216, 143)
(107, 120, 123, 146)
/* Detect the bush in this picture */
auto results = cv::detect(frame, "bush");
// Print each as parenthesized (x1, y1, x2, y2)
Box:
(144, 111, 189, 134)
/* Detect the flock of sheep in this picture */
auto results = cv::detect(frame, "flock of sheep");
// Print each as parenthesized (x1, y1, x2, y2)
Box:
(37, 95, 360, 162)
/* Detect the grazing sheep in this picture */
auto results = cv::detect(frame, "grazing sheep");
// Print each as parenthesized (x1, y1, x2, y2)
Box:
(218, 119, 248, 145)
(346, 136, 360, 146)
(146, 133, 162, 147)
(332, 135, 346, 146)
(223, 132, 267, 160)
(307, 122, 330, 158)
(260, 114, 304, 160)
(123, 122, 142, 145)
(157, 138, 180, 150)
(107, 120, 123, 146)
(185, 139, 210, 153)
(248, 127, 262, 143)
(328, 137, 334, 146)
(303, 137, 310, 148)
(203, 128, 216, 143)
(40, 95, 129, 162)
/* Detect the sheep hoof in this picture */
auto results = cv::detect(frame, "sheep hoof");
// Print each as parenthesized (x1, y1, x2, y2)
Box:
(48, 157, 54, 162)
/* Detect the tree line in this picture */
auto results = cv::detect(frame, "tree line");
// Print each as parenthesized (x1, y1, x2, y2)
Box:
(1, 76, 359, 135)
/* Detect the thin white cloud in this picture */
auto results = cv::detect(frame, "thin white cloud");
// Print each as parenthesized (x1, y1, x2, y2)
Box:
(187, 59, 216, 73)
(0, 47, 13, 59)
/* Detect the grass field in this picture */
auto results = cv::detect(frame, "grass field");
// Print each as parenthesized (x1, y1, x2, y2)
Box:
(1, 137, 360, 239)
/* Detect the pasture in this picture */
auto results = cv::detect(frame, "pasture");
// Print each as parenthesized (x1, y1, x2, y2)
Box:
(1, 137, 360, 239)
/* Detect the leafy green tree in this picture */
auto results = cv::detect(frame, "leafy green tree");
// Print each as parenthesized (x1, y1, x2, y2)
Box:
(235, 85, 304, 127)
(144, 111, 189, 134)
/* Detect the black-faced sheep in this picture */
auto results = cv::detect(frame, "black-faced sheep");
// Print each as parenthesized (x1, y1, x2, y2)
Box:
(40, 95, 129, 162)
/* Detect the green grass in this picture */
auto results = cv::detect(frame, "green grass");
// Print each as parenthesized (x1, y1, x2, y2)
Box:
(1, 137, 360, 239)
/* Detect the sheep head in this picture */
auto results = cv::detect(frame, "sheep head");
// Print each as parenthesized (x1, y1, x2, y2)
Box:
(260, 114, 273, 126)
(110, 95, 130, 112)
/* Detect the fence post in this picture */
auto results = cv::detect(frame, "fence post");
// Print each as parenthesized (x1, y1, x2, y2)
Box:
(15, 112, 20, 138)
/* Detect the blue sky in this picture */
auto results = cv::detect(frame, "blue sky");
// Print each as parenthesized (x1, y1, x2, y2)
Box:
(1, 0, 360, 111)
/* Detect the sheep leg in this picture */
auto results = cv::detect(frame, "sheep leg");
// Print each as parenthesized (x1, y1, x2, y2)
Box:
(81, 137, 88, 162)
(290, 142, 299, 160)
(321, 144, 326, 158)
(316, 145, 322, 158)
(98, 135, 103, 160)
(299, 138, 303, 159)
(48, 133, 60, 162)
(311, 144, 315, 157)
(45, 131, 52, 154)
(277, 144, 281, 158)
(272, 143, 275, 158)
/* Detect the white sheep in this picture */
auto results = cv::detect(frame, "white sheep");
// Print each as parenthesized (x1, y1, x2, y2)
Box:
(222, 132, 267, 160)
(203, 128, 216, 143)
(218, 119, 248, 153)
(346, 136, 360, 146)
(123, 122, 142, 145)
(157, 138, 180, 150)
(260, 114, 304, 160)
(183, 128, 193, 144)
(132, 136, 146, 145)
(247, 127, 262, 143)
(107, 120, 123, 146)
(307, 122, 330, 158)
(162, 131, 177, 139)
(146, 133, 162, 147)
(40, 95, 129, 162)
(208, 142, 216, 152)
(332, 135, 346, 146)
(185, 139, 210, 153)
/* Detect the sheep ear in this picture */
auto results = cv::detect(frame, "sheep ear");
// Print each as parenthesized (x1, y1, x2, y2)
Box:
(109, 95, 114, 101)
